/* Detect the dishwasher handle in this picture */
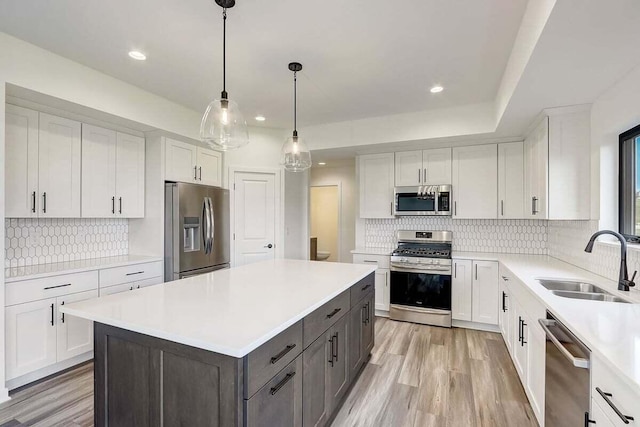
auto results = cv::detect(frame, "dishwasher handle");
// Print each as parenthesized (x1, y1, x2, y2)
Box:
(539, 318, 589, 369)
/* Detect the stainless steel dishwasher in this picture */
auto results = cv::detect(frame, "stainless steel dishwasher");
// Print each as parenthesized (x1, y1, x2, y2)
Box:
(539, 311, 592, 427)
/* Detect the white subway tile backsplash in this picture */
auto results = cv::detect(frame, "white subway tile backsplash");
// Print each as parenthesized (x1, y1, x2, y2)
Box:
(365, 218, 548, 254)
(5, 218, 128, 267)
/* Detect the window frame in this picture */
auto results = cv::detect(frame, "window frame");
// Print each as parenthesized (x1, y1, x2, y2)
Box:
(619, 123, 640, 243)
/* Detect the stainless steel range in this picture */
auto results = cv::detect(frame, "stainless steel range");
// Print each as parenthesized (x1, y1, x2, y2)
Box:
(389, 230, 453, 327)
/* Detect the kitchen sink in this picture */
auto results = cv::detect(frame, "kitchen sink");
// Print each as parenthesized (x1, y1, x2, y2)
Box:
(537, 279, 631, 303)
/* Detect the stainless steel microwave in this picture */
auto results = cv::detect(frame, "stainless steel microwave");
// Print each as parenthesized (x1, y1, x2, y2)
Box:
(393, 185, 452, 216)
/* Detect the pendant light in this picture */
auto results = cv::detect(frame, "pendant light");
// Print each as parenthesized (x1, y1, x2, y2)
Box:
(281, 62, 312, 172)
(200, 0, 249, 151)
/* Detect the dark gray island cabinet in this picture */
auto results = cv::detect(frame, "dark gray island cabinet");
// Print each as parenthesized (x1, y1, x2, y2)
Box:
(93, 273, 375, 427)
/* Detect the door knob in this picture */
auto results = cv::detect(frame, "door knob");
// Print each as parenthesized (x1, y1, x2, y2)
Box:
(264, 244, 273, 249)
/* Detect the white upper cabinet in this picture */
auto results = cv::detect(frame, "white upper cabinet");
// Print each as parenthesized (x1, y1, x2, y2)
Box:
(38, 113, 82, 218)
(452, 144, 497, 219)
(165, 138, 222, 187)
(115, 132, 145, 217)
(81, 125, 145, 218)
(5, 104, 39, 218)
(394, 148, 451, 186)
(524, 107, 590, 220)
(498, 142, 525, 219)
(359, 153, 395, 218)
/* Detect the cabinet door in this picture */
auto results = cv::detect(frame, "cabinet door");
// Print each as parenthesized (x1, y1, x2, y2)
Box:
(362, 294, 374, 355)
(326, 314, 349, 414)
(394, 150, 422, 186)
(57, 290, 98, 362)
(116, 132, 145, 218)
(374, 269, 390, 312)
(196, 147, 222, 187)
(423, 147, 452, 185)
(452, 145, 498, 219)
(303, 334, 330, 427)
(524, 117, 548, 219)
(38, 113, 82, 217)
(498, 142, 524, 219)
(526, 321, 545, 422)
(5, 298, 57, 380)
(590, 400, 616, 427)
(451, 259, 472, 321)
(471, 261, 499, 325)
(5, 104, 39, 218)
(81, 124, 117, 218)
(358, 153, 394, 218)
(348, 299, 365, 379)
(498, 277, 512, 352)
(512, 300, 528, 381)
(100, 282, 134, 296)
(165, 138, 197, 183)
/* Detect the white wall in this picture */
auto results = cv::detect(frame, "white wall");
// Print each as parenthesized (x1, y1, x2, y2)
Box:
(310, 164, 356, 263)
(0, 83, 8, 402)
(284, 170, 309, 260)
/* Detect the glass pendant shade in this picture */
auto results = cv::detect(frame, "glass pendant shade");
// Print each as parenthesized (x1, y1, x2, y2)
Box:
(281, 135, 312, 172)
(200, 97, 249, 151)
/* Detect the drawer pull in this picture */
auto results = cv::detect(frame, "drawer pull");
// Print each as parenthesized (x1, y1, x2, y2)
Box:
(61, 301, 65, 323)
(328, 336, 334, 367)
(50, 303, 54, 326)
(270, 344, 296, 365)
(269, 372, 296, 396)
(363, 260, 378, 264)
(44, 283, 71, 290)
(596, 387, 634, 424)
(326, 308, 341, 319)
(126, 271, 145, 276)
(361, 283, 372, 291)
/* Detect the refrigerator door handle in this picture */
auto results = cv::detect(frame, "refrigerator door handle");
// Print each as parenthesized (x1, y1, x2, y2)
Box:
(202, 198, 211, 254)
(208, 197, 215, 254)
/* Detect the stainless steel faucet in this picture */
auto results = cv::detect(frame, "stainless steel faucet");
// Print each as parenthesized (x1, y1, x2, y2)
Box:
(584, 230, 637, 291)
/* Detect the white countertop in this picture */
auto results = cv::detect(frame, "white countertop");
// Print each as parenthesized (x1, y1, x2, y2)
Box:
(61, 259, 376, 358)
(454, 251, 640, 394)
(5, 255, 163, 283)
(351, 247, 393, 256)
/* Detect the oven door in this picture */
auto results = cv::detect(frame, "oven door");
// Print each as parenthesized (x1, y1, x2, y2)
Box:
(390, 268, 452, 311)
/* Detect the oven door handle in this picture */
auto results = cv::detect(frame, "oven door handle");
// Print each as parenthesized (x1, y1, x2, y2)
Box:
(390, 265, 452, 274)
(538, 319, 589, 369)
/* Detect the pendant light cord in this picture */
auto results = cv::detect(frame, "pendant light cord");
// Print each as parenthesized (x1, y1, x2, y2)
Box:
(293, 71, 297, 135)
(222, 9, 227, 99)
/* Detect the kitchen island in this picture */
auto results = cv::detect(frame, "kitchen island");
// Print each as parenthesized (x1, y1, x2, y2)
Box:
(61, 259, 376, 427)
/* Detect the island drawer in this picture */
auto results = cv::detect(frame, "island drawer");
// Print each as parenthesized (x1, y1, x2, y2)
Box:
(99, 261, 163, 287)
(349, 273, 375, 307)
(244, 355, 302, 427)
(6, 271, 99, 306)
(303, 290, 350, 348)
(244, 320, 303, 399)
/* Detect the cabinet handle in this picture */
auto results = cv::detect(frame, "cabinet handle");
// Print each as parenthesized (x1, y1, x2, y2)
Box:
(194, 165, 198, 181)
(199, 166, 202, 181)
(112, 196, 115, 214)
(518, 317, 523, 343)
(50, 303, 54, 326)
(270, 344, 296, 365)
(366, 302, 371, 324)
(333, 332, 339, 362)
(363, 260, 378, 264)
(326, 308, 341, 319)
(532, 196, 539, 215)
(61, 301, 65, 323)
(32, 191, 36, 213)
(362, 305, 367, 324)
(585, 412, 596, 426)
(502, 292, 507, 312)
(501, 200, 504, 216)
(42, 192, 47, 213)
(475, 264, 478, 280)
(130, 286, 134, 291)
(126, 271, 145, 276)
(418, 169, 421, 183)
(454, 201, 457, 216)
(328, 336, 334, 367)
(596, 387, 634, 424)
(119, 197, 122, 214)
(390, 202, 393, 216)
(44, 283, 71, 290)
(501, 275, 509, 281)
(521, 319, 527, 346)
(454, 262, 457, 278)
(269, 372, 296, 396)
(361, 283, 372, 291)
(423, 168, 427, 183)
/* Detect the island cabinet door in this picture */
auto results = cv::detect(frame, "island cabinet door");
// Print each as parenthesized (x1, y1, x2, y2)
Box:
(244, 356, 302, 427)
(362, 293, 375, 355)
(348, 299, 365, 378)
(326, 314, 350, 414)
(303, 333, 331, 427)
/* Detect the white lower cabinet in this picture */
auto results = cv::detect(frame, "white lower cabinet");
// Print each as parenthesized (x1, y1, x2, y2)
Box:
(352, 254, 390, 313)
(498, 276, 512, 352)
(56, 290, 98, 362)
(591, 354, 640, 426)
(5, 298, 58, 380)
(452, 258, 498, 325)
(526, 321, 545, 420)
(590, 400, 616, 427)
(99, 275, 164, 296)
(452, 259, 472, 321)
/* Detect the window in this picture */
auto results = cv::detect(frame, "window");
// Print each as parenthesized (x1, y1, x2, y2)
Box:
(619, 124, 640, 240)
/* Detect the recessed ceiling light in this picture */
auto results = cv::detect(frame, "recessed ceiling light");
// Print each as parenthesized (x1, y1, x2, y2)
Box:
(430, 85, 444, 93)
(128, 50, 147, 61)
(318, 162, 326, 166)
(255, 115, 266, 122)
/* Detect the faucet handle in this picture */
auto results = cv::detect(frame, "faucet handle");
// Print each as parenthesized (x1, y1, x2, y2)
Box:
(630, 271, 637, 287)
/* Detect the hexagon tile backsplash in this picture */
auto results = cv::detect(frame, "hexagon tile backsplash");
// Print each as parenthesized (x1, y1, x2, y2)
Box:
(365, 218, 548, 254)
(5, 218, 128, 268)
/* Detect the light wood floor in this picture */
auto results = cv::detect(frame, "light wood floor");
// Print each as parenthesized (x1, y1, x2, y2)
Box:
(331, 317, 538, 427)
(0, 318, 537, 427)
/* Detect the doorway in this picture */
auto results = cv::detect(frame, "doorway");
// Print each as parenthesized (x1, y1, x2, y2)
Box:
(310, 185, 340, 262)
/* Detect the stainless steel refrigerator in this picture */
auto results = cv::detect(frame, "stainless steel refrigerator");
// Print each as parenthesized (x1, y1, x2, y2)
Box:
(164, 182, 230, 281)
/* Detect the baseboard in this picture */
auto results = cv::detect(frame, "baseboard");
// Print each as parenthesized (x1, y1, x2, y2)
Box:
(452, 319, 500, 333)
(6, 352, 93, 391)
(374, 309, 389, 318)
(0, 387, 10, 404)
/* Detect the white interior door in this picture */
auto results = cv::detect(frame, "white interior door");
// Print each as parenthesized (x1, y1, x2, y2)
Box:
(233, 171, 277, 266)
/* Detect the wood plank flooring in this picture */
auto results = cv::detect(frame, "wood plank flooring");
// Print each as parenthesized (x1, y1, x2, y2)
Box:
(331, 317, 538, 427)
(0, 318, 537, 427)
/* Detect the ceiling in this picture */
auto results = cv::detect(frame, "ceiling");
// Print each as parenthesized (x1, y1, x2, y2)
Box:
(0, 0, 527, 129)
